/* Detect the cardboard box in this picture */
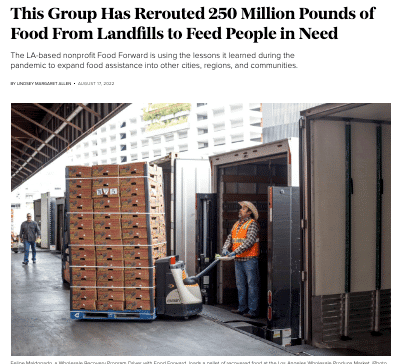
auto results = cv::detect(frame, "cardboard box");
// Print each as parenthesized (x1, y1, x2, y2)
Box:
(63, 261, 70, 283)
(70, 279, 96, 287)
(123, 246, 149, 260)
(96, 268, 124, 281)
(119, 186, 145, 197)
(71, 267, 96, 281)
(121, 206, 146, 213)
(94, 239, 122, 246)
(67, 166, 92, 178)
(68, 178, 92, 189)
(150, 205, 164, 215)
(71, 247, 96, 260)
(93, 210, 121, 221)
(119, 162, 145, 177)
(94, 228, 122, 241)
(92, 186, 119, 199)
(122, 238, 148, 246)
(70, 238, 95, 246)
(95, 280, 124, 289)
(148, 164, 161, 175)
(125, 300, 151, 311)
(97, 288, 124, 301)
(70, 219, 94, 230)
(119, 177, 146, 188)
(70, 229, 94, 241)
(120, 197, 147, 213)
(121, 214, 147, 228)
(125, 278, 155, 288)
(92, 164, 119, 177)
(124, 288, 151, 301)
(71, 287, 97, 300)
(69, 188, 92, 199)
(96, 246, 124, 260)
(69, 212, 93, 222)
(124, 258, 150, 268)
(72, 300, 96, 310)
(94, 219, 121, 229)
(69, 198, 93, 212)
(96, 260, 125, 268)
(96, 301, 124, 311)
(92, 177, 119, 188)
(71, 257, 96, 266)
(93, 198, 120, 210)
(122, 228, 148, 240)
(124, 268, 151, 281)
(153, 243, 167, 259)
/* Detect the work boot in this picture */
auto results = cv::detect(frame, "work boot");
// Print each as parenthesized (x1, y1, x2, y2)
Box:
(243, 313, 258, 319)
(231, 309, 246, 315)
(22, 262, 28, 265)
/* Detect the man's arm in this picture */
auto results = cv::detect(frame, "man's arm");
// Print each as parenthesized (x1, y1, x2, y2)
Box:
(230, 221, 259, 256)
(222, 230, 233, 250)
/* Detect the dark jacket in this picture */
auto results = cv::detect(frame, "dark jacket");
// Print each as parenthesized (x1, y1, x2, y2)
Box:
(20, 220, 41, 242)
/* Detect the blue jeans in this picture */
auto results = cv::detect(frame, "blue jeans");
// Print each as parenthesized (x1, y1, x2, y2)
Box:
(235, 258, 260, 316)
(24, 241, 36, 263)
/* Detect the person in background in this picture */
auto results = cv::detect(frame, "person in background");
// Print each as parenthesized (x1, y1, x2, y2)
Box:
(222, 201, 260, 318)
(19, 213, 41, 265)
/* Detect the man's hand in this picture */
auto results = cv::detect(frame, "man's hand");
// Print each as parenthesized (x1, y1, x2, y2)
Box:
(35, 237, 41, 243)
(222, 248, 229, 256)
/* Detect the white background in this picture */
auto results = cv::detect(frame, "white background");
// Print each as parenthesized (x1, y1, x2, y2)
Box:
(4, 0, 399, 361)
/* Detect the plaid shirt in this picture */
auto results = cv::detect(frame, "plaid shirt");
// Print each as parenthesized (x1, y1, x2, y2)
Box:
(223, 217, 259, 261)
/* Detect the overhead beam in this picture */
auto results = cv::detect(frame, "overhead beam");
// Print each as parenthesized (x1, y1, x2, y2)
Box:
(12, 167, 29, 178)
(11, 145, 43, 164)
(11, 136, 51, 159)
(12, 159, 35, 174)
(11, 129, 31, 139)
(12, 174, 24, 181)
(11, 152, 39, 171)
(12, 123, 58, 152)
(11, 102, 130, 192)
(76, 103, 101, 119)
(12, 173, 26, 183)
(33, 103, 83, 132)
(11, 107, 70, 144)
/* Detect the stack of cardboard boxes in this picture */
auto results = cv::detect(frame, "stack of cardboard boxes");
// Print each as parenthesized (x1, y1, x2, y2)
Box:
(67, 162, 167, 313)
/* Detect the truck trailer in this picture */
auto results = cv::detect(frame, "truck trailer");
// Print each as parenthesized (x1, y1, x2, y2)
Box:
(205, 103, 391, 348)
(299, 103, 391, 346)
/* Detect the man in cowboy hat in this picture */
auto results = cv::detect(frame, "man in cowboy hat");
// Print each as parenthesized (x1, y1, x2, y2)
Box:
(222, 201, 260, 318)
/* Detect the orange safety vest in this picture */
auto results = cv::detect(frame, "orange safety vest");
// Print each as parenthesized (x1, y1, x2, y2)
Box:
(231, 219, 259, 258)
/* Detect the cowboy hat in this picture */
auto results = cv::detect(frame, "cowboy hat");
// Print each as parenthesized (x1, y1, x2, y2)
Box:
(239, 201, 259, 220)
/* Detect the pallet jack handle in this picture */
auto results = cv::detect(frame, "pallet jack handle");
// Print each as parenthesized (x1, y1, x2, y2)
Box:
(183, 258, 221, 285)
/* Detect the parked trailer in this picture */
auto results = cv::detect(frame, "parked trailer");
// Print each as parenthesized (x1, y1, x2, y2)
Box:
(299, 103, 391, 346)
(151, 153, 211, 276)
(209, 138, 300, 345)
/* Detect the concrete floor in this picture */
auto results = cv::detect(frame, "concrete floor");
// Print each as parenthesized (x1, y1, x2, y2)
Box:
(11, 251, 292, 357)
(11, 250, 391, 357)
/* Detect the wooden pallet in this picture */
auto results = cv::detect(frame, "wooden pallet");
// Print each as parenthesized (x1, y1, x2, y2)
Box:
(70, 309, 156, 320)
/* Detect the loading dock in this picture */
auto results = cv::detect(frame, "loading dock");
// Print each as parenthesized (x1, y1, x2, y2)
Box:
(11, 103, 391, 356)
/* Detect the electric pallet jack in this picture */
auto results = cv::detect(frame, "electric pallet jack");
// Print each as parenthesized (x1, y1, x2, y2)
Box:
(155, 255, 229, 318)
